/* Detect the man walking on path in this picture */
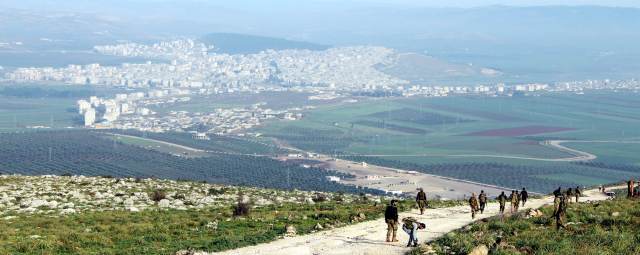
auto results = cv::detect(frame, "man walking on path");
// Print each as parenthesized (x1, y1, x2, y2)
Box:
(553, 187, 562, 217)
(416, 188, 428, 215)
(385, 200, 399, 242)
(469, 193, 479, 219)
(497, 191, 508, 214)
(510, 190, 517, 213)
(628, 179, 635, 198)
(514, 191, 520, 211)
(520, 187, 528, 207)
(478, 190, 487, 214)
(575, 186, 581, 202)
(554, 192, 568, 230)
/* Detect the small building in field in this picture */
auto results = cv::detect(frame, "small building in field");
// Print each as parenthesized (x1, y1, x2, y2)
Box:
(326, 176, 341, 182)
(192, 132, 210, 140)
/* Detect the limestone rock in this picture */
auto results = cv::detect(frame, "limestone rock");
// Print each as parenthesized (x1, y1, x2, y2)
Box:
(419, 244, 436, 254)
(173, 200, 184, 207)
(60, 208, 76, 215)
(525, 209, 543, 218)
(158, 199, 171, 208)
(24, 199, 47, 209)
(305, 197, 315, 204)
(174, 249, 195, 255)
(123, 198, 135, 207)
(205, 221, 218, 230)
(469, 245, 489, 255)
(285, 224, 297, 237)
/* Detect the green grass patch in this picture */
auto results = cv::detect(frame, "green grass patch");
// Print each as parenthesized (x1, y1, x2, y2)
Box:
(413, 198, 640, 255)
(0, 199, 462, 254)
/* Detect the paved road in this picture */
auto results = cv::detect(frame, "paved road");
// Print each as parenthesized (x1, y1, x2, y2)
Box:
(203, 187, 615, 255)
(106, 133, 640, 163)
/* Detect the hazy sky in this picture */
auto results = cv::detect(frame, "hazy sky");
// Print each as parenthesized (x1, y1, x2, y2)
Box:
(349, 0, 640, 7)
(3, 0, 640, 10)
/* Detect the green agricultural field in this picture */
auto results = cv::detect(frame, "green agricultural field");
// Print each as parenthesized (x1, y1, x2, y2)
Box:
(0, 130, 377, 194)
(102, 133, 211, 158)
(0, 96, 78, 131)
(0, 85, 133, 131)
(258, 91, 640, 192)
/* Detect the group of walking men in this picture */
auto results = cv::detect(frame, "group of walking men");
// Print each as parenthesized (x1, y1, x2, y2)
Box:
(383, 185, 582, 245)
(469, 188, 529, 218)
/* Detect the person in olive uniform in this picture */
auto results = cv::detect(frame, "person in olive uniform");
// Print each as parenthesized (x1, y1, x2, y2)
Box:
(469, 193, 480, 219)
(478, 190, 488, 214)
(497, 191, 508, 214)
(553, 187, 563, 217)
(554, 192, 569, 230)
(574, 186, 581, 203)
(509, 190, 518, 213)
(416, 188, 428, 215)
(385, 200, 399, 242)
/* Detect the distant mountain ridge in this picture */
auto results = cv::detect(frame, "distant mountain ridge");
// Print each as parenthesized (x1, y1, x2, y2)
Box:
(200, 33, 329, 54)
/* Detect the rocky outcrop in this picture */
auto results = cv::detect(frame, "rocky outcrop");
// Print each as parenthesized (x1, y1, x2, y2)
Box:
(0, 174, 374, 217)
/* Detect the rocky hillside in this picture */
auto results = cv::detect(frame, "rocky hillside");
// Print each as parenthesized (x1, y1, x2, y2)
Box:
(0, 174, 379, 216)
(0, 174, 392, 254)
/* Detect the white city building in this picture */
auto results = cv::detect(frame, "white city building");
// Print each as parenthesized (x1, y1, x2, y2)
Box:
(84, 108, 96, 126)
(77, 100, 92, 114)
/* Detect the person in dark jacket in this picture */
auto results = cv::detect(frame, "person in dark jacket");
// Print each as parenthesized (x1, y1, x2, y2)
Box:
(575, 186, 581, 202)
(385, 200, 399, 242)
(416, 188, 428, 215)
(553, 187, 562, 197)
(520, 188, 529, 207)
(497, 191, 508, 214)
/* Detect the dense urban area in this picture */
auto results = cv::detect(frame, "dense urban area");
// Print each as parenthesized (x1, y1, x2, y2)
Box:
(2, 39, 639, 134)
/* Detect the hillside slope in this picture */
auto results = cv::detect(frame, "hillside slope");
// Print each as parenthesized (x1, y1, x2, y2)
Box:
(0, 175, 388, 254)
(415, 188, 636, 255)
(202, 187, 613, 255)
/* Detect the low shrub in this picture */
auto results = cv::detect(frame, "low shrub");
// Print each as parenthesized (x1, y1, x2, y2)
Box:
(151, 190, 166, 202)
(233, 202, 251, 217)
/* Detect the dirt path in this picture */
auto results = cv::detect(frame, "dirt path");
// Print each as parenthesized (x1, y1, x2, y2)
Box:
(104, 133, 206, 152)
(202, 187, 616, 255)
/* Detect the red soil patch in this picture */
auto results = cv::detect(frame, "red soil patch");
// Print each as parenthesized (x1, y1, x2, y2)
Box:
(466, 125, 577, 137)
